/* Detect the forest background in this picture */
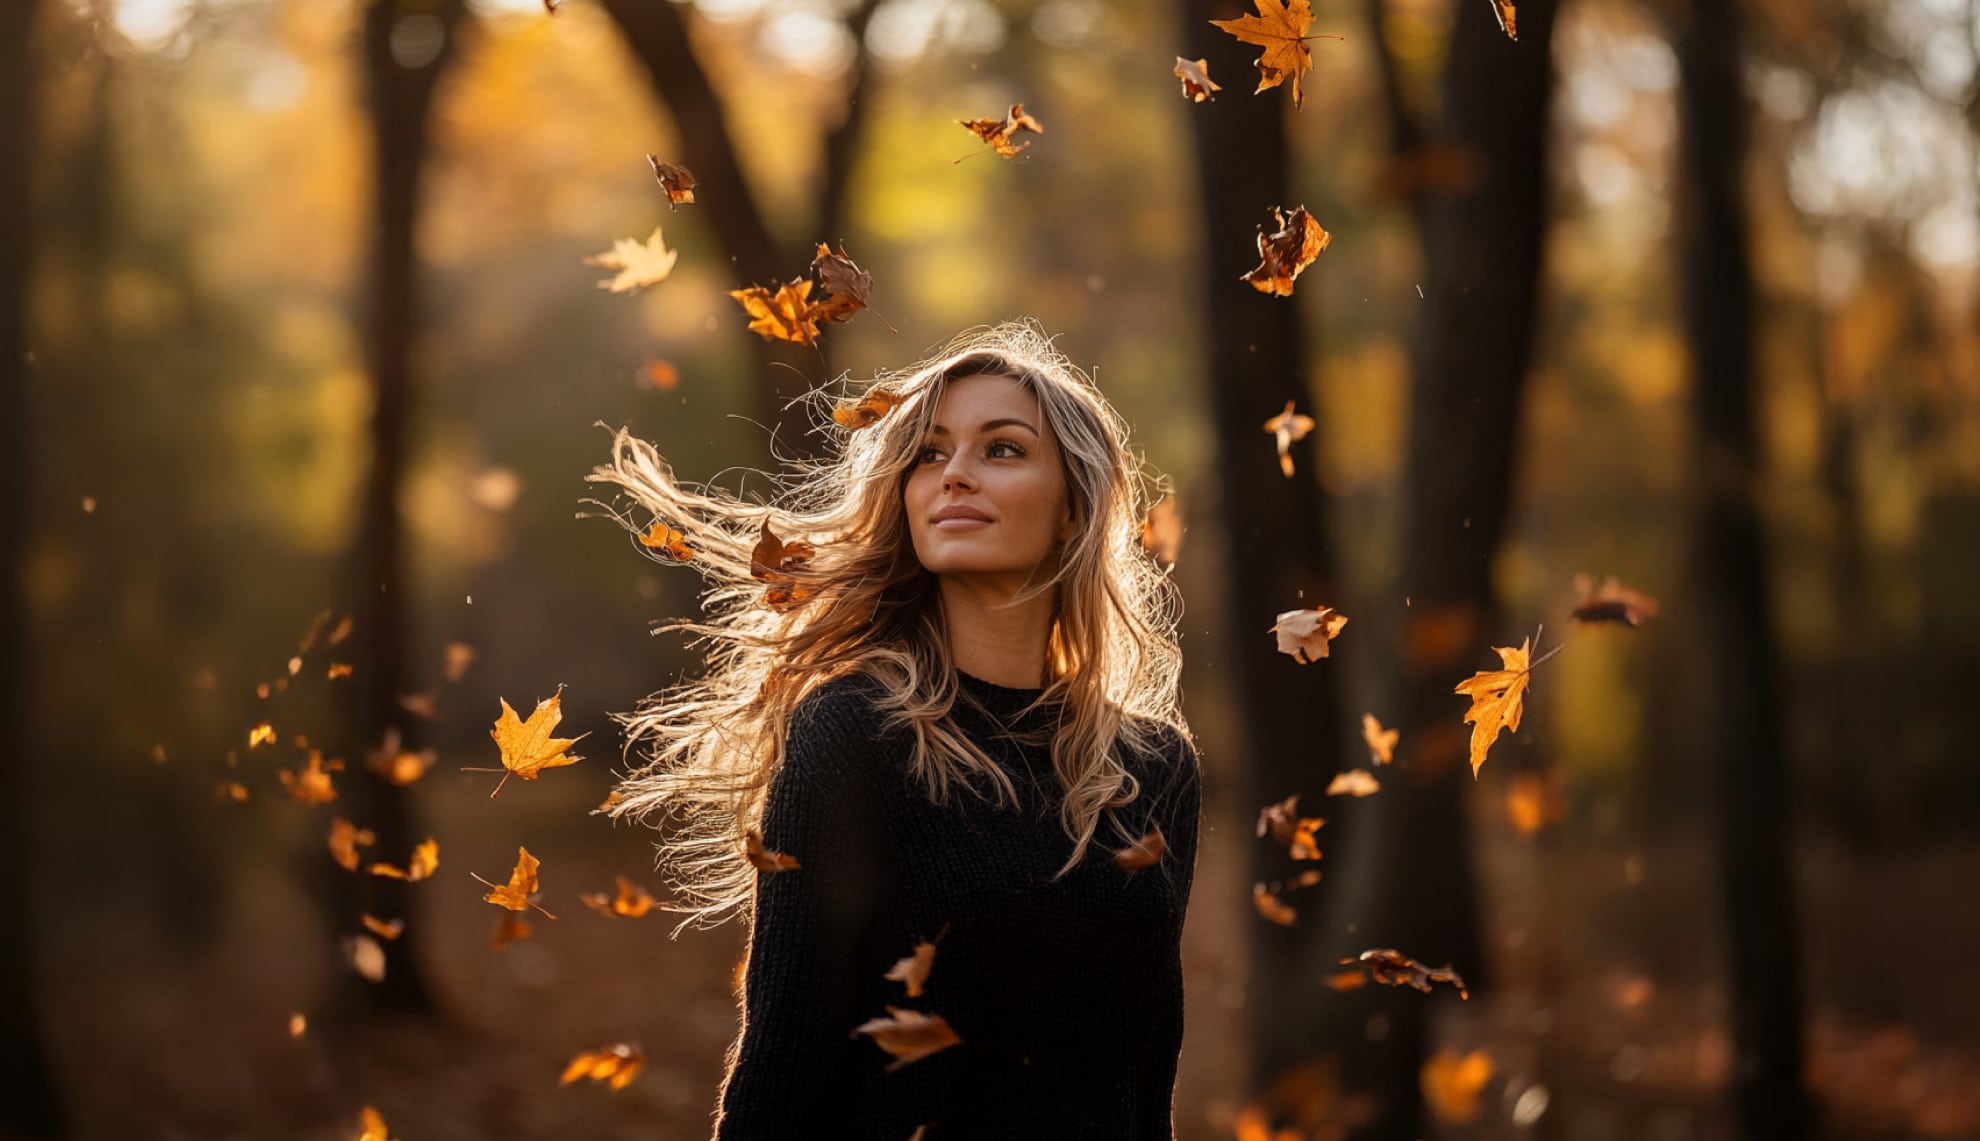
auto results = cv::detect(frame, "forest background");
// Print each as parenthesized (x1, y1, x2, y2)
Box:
(3, 0, 1979, 1138)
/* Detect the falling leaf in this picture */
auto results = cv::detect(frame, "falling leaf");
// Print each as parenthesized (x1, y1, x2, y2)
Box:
(474, 846, 558, 918)
(1339, 948, 1469, 999)
(1323, 969, 1368, 992)
(343, 934, 386, 984)
(581, 875, 658, 918)
(491, 911, 534, 949)
(288, 1012, 307, 1039)
(328, 818, 377, 871)
(645, 155, 697, 209)
(1255, 794, 1325, 860)
(1362, 714, 1398, 765)
(884, 931, 946, 998)
(1422, 1049, 1494, 1123)
(362, 915, 405, 941)
(1141, 497, 1184, 571)
(1116, 823, 1168, 873)
(562, 1042, 647, 1091)
(730, 279, 824, 346)
(249, 722, 276, 749)
(1570, 574, 1659, 628)
(810, 242, 876, 324)
(1253, 883, 1299, 926)
(288, 656, 303, 677)
(444, 641, 476, 683)
(745, 827, 801, 872)
(958, 102, 1044, 158)
(1261, 400, 1316, 476)
(365, 728, 435, 787)
(352, 1106, 398, 1141)
(483, 688, 587, 797)
(853, 1006, 962, 1071)
(1270, 605, 1347, 663)
(639, 359, 680, 391)
(1505, 770, 1563, 837)
(750, 519, 819, 612)
(1210, 0, 1337, 109)
(1243, 205, 1331, 297)
(215, 780, 249, 803)
(368, 838, 440, 882)
(327, 662, 354, 680)
(1326, 769, 1381, 797)
(327, 615, 354, 645)
(1453, 638, 1533, 778)
(279, 752, 339, 806)
(833, 387, 906, 431)
(1488, 0, 1517, 41)
(637, 521, 695, 563)
(583, 226, 679, 295)
(398, 691, 439, 720)
(1173, 56, 1222, 102)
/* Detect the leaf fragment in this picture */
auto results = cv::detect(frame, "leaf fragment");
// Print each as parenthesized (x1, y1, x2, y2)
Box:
(958, 102, 1044, 158)
(1270, 605, 1347, 663)
(1361, 713, 1398, 765)
(1338, 948, 1469, 999)
(1173, 56, 1222, 102)
(1261, 399, 1316, 476)
(1242, 205, 1330, 296)
(645, 154, 697, 208)
(852, 1006, 963, 1071)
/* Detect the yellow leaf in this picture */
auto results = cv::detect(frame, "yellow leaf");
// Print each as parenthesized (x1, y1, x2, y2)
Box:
(1209, 0, 1329, 108)
(474, 846, 558, 918)
(1453, 638, 1533, 778)
(583, 226, 678, 294)
(486, 688, 587, 797)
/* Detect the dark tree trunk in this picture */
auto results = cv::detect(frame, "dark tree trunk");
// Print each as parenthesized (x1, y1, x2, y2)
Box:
(1179, 0, 1349, 1099)
(341, 0, 470, 1019)
(0, 0, 65, 1134)
(1674, 0, 1810, 1134)
(1315, 1, 1559, 1135)
(600, 0, 880, 462)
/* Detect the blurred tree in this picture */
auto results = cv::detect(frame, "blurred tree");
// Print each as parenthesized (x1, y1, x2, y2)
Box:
(1179, 0, 1350, 1103)
(599, 0, 881, 461)
(1315, 0, 1560, 1134)
(340, 0, 471, 1019)
(1674, 0, 1810, 1133)
(1, 0, 63, 1134)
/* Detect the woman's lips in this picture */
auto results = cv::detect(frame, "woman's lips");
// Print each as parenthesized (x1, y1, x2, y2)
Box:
(933, 517, 991, 530)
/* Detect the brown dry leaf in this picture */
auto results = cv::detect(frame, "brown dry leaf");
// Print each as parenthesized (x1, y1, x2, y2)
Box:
(279, 752, 339, 806)
(1210, 0, 1331, 108)
(1255, 793, 1326, 861)
(1173, 56, 1222, 102)
(485, 688, 587, 797)
(328, 818, 377, 872)
(249, 722, 276, 749)
(1116, 823, 1167, 873)
(1141, 497, 1184, 571)
(1488, 0, 1517, 40)
(1243, 205, 1331, 296)
(745, 827, 801, 872)
(1326, 769, 1381, 798)
(361, 915, 405, 941)
(581, 875, 658, 918)
(1252, 883, 1299, 926)
(583, 226, 678, 295)
(1505, 770, 1563, 837)
(885, 932, 944, 998)
(1339, 948, 1470, 999)
(958, 102, 1044, 158)
(1270, 605, 1347, 663)
(367, 837, 440, 882)
(475, 846, 558, 919)
(1261, 399, 1316, 477)
(491, 910, 535, 949)
(853, 1006, 963, 1071)
(1362, 713, 1398, 766)
(443, 641, 476, 683)
(1422, 1049, 1494, 1123)
(1570, 573, 1659, 628)
(561, 1041, 647, 1091)
(343, 934, 386, 984)
(750, 519, 820, 612)
(810, 242, 876, 324)
(645, 154, 697, 209)
(353, 1105, 398, 1141)
(833, 388, 906, 431)
(1453, 638, 1533, 778)
(637, 521, 695, 563)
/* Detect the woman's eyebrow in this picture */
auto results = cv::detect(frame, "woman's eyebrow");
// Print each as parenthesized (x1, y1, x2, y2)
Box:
(927, 418, 1040, 437)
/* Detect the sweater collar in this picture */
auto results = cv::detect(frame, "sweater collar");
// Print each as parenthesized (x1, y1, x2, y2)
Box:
(956, 668, 1054, 725)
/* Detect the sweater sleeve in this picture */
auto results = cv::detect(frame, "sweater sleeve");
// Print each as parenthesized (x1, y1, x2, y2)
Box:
(1139, 732, 1203, 1141)
(714, 687, 880, 1139)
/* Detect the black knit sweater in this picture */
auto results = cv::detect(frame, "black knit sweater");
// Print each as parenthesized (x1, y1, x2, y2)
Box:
(713, 668, 1203, 1141)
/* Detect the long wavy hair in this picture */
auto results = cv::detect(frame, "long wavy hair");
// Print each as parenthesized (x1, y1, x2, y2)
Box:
(584, 319, 1188, 936)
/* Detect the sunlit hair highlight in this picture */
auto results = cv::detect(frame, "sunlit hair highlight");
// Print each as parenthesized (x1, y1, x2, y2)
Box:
(583, 318, 1188, 937)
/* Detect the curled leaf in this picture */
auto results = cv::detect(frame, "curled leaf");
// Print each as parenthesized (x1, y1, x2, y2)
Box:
(958, 103, 1045, 159)
(1173, 56, 1222, 102)
(1339, 948, 1470, 999)
(645, 155, 697, 209)
(1270, 605, 1347, 663)
(1243, 205, 1330, 297)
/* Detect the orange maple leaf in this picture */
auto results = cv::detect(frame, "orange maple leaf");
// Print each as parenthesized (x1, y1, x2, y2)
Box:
(580, 875, 657, 918)
(744, 826, 801, 872)
(833, 387, 906, 431)
(474, 845, 558, 919)
(1361, 713, 1398, 765)
(1209, 0, 1341, 109)
(958, 103, 1044, 159)
(636, 520, 695, 563)
(1115, 823, 1168, 874)
(645, 155, 697, 209)
(279, 751, 339, 805)
(561, 1042, 647, 1091)
(884, 926, 949, 998)
(328, 818, 376, 871)
(730, 278, 824, 346)
(750, 519, 820, 612)
(481, 687, 587, 797)
(1453, 637, 1536, 778)
(1255, 793, 1325, 860)
(1489, 0, 1517, 41)
(366, 837, 440, 882)
(1270, 605, 1347, 663)
(1243, 205, 1331, 296)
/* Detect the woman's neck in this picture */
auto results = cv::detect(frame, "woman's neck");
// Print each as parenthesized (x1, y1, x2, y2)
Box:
(936, 576, 1055, 689)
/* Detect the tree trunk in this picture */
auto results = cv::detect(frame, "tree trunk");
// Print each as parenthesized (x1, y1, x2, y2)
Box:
(0, 0, 66, 1133)
(1674, 0, 1810, 1134)
(341, 0, 469, 1019)
(1180, 0, 1350, 1100)
(1316, 1, 1559, 1134)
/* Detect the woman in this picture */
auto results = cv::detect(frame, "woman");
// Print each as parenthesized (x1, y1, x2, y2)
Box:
(588, 320, 1202, 1140)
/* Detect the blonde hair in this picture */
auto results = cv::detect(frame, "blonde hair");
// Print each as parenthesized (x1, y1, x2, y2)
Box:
(584, 318, 1188, 936)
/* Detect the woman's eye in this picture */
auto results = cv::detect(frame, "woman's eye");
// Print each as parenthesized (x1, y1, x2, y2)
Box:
(989, 440, 1024, 458)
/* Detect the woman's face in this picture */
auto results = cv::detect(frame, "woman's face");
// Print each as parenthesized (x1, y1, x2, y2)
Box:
(904, 372, 1075, 584)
